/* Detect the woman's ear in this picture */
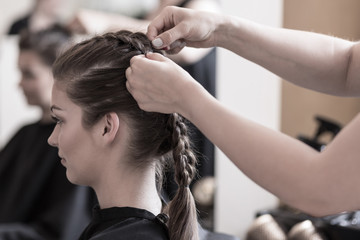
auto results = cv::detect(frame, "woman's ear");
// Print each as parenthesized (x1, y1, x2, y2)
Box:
(102, 112, 120, 143)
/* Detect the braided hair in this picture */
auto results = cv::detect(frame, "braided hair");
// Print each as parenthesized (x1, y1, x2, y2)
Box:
(52, 30, 199, 240)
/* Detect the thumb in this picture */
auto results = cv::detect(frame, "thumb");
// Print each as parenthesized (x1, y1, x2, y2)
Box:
(151, 24, 186, 49)
(145, 52, 167, 61)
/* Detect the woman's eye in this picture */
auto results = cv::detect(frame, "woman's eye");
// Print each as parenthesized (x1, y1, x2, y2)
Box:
(51, 116, 63, 125)
(21, 70, 35, 80)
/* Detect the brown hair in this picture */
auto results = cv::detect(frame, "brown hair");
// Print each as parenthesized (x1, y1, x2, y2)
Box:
(52, 30, 199, 240)
(19, 24, 71, 66)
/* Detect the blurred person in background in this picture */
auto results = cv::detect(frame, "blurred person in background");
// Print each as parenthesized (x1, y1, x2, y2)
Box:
(8, 0, 72, 35)
(0, 25, 94, 240)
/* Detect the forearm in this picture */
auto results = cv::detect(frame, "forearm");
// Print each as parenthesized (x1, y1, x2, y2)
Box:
(216, 15, 360, 96)
(181, 82, 360, 216)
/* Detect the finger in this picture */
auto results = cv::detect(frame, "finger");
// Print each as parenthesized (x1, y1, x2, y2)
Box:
(129, 54, 145, 65)
(164, 41, 186, 55)
(125, 66, 132, 81)
(125, 68, 136, 94)
(147, 11, 167, 41)
(169, 40, 186, 49)
(147, 25, 160, 42)
(151, 24, 187, 49)
(125, 79, 132, 93)
(147, 6, 177, 40)
(145, 52, 167, 61)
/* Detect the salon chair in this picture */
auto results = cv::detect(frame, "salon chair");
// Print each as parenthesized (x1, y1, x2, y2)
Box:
(252, 208, 360, 240)
(297, 115, 341, 151)
(245, 214, 327, 240)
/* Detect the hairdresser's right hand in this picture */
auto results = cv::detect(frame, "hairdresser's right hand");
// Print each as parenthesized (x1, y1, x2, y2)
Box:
(147, 6, 220, 54)
(126, 52, 203, 117)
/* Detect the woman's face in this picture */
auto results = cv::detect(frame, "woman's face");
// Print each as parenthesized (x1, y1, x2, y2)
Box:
(18, 50, 53, 108)
(48, 83, 106, 186)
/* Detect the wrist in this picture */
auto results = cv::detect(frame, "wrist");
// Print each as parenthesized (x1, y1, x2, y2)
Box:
(178, 78, 208, 122)
(214, 14, 233, 48)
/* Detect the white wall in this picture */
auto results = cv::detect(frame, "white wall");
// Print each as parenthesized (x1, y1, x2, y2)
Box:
(215, 0, 283, 238)
(0, 0, 284, 238)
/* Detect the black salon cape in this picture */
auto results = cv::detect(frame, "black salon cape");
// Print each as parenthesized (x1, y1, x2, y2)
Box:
(0, 121, 93, 240)
(79, 206, 169, 240)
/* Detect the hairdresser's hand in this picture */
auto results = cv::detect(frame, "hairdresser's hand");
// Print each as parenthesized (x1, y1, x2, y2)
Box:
(147, 6, 220, 54)
(126, 52, 203, 116)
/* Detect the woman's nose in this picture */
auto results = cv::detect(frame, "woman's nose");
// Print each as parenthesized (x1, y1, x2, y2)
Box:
(48, 126, 58, 147)
(18, 78, 24, 89)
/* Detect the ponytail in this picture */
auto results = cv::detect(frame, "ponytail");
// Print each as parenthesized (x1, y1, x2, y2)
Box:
(166, 113, 199, 240)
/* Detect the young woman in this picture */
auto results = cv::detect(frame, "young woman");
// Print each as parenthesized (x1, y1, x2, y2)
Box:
(48, 30, 199, 240)
(0, 25, 93, 239)
(71, 0, 219, 205)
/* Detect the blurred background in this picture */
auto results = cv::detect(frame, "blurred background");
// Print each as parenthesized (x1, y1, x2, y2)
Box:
(1, 0, 360, 239)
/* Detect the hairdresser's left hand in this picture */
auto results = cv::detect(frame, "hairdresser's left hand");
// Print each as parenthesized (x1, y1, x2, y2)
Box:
(126, 53, 203, 116)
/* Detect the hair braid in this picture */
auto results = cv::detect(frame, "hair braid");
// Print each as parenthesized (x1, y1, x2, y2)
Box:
(166, 113, 199, 240)
(103, 31, 153, 55)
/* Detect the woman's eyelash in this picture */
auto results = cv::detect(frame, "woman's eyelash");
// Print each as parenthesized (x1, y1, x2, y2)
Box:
(51, 116, 63, 124)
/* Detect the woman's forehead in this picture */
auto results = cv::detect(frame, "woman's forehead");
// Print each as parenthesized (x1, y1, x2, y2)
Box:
(51, 84, 77, 112)
(18, 50, 42, 66)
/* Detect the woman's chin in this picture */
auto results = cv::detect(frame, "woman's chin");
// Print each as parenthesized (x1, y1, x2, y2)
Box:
(66, 172, 88, 187)
(66, 171, 77, 185)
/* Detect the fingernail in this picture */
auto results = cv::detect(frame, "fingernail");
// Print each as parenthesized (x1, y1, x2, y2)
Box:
(152, 38, 163, 48)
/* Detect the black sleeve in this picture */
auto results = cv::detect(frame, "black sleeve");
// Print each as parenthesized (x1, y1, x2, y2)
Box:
(0, 223, 45, 240)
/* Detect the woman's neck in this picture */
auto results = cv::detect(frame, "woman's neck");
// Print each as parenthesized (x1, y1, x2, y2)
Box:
(94, 165, 162, 216)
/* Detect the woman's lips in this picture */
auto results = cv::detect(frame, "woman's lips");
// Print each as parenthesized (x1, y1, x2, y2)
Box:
(59, 156, 66, 166)
(61, 159, 66, 166)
